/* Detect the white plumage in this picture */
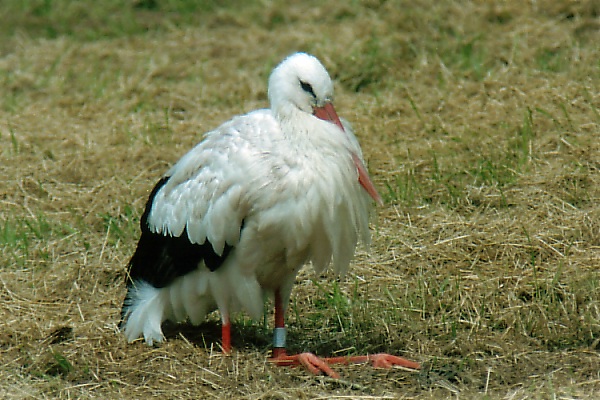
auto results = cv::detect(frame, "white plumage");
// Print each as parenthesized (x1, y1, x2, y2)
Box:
(119, 53, 419, 378)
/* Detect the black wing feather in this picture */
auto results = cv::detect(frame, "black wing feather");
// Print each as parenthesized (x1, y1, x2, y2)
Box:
(125, 176, 233, 289)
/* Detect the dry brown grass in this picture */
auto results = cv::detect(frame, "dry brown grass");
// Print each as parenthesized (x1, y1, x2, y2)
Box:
(1, 0, 599, 398)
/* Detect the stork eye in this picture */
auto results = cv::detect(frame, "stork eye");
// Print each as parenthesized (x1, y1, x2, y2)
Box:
(299, 81, 316, 98)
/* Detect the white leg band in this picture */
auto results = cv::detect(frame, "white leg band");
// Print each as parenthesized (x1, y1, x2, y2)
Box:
(272, 327, 287, 348)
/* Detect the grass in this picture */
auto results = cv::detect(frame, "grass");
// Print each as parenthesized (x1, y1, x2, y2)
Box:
(1, 0, 599, 398)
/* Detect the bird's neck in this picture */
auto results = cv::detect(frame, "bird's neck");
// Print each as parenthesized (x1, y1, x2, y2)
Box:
(275, 106, 332, 142)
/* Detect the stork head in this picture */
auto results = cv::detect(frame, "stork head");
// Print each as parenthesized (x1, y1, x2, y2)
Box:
(268, 52, 344, 131)
(267, 53, 383, 206)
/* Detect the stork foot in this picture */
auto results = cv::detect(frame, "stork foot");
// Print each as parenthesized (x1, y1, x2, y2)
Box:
(270, 350, 340, 379)
(367, 353, 421, 370)
(270, 350, 420, 378)
(322, 353, 420, 370)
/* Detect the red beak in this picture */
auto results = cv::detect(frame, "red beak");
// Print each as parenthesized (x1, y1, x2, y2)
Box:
(352, 154, 383, 206)
(313, 103, 383, 206)
(313, 103, 345, 132)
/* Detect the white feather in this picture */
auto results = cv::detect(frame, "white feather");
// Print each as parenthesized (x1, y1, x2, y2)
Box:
(122, 281, 167, 345)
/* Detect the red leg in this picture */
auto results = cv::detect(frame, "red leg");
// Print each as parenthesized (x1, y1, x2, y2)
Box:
(271, 287, 286, 359)
(221, 317, 231, 354)
(269, 288, 341, 378)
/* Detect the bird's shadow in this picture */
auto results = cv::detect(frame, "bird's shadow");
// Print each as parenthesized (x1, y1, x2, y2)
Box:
(161, 318, 272, 352)
(160, 317, 317, 356)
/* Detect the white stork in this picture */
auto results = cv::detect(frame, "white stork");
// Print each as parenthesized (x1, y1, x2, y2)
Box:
(120, 52, 420, 377)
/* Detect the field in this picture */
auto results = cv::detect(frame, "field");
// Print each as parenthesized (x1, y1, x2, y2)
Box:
(1, 0, 599, 398)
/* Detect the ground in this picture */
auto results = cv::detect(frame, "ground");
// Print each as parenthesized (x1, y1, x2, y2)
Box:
(0, 1, 599, 398)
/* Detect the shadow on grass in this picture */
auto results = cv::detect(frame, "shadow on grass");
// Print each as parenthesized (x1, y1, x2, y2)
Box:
(161, 319, 271, 353)
(159, 317, 385, 358)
